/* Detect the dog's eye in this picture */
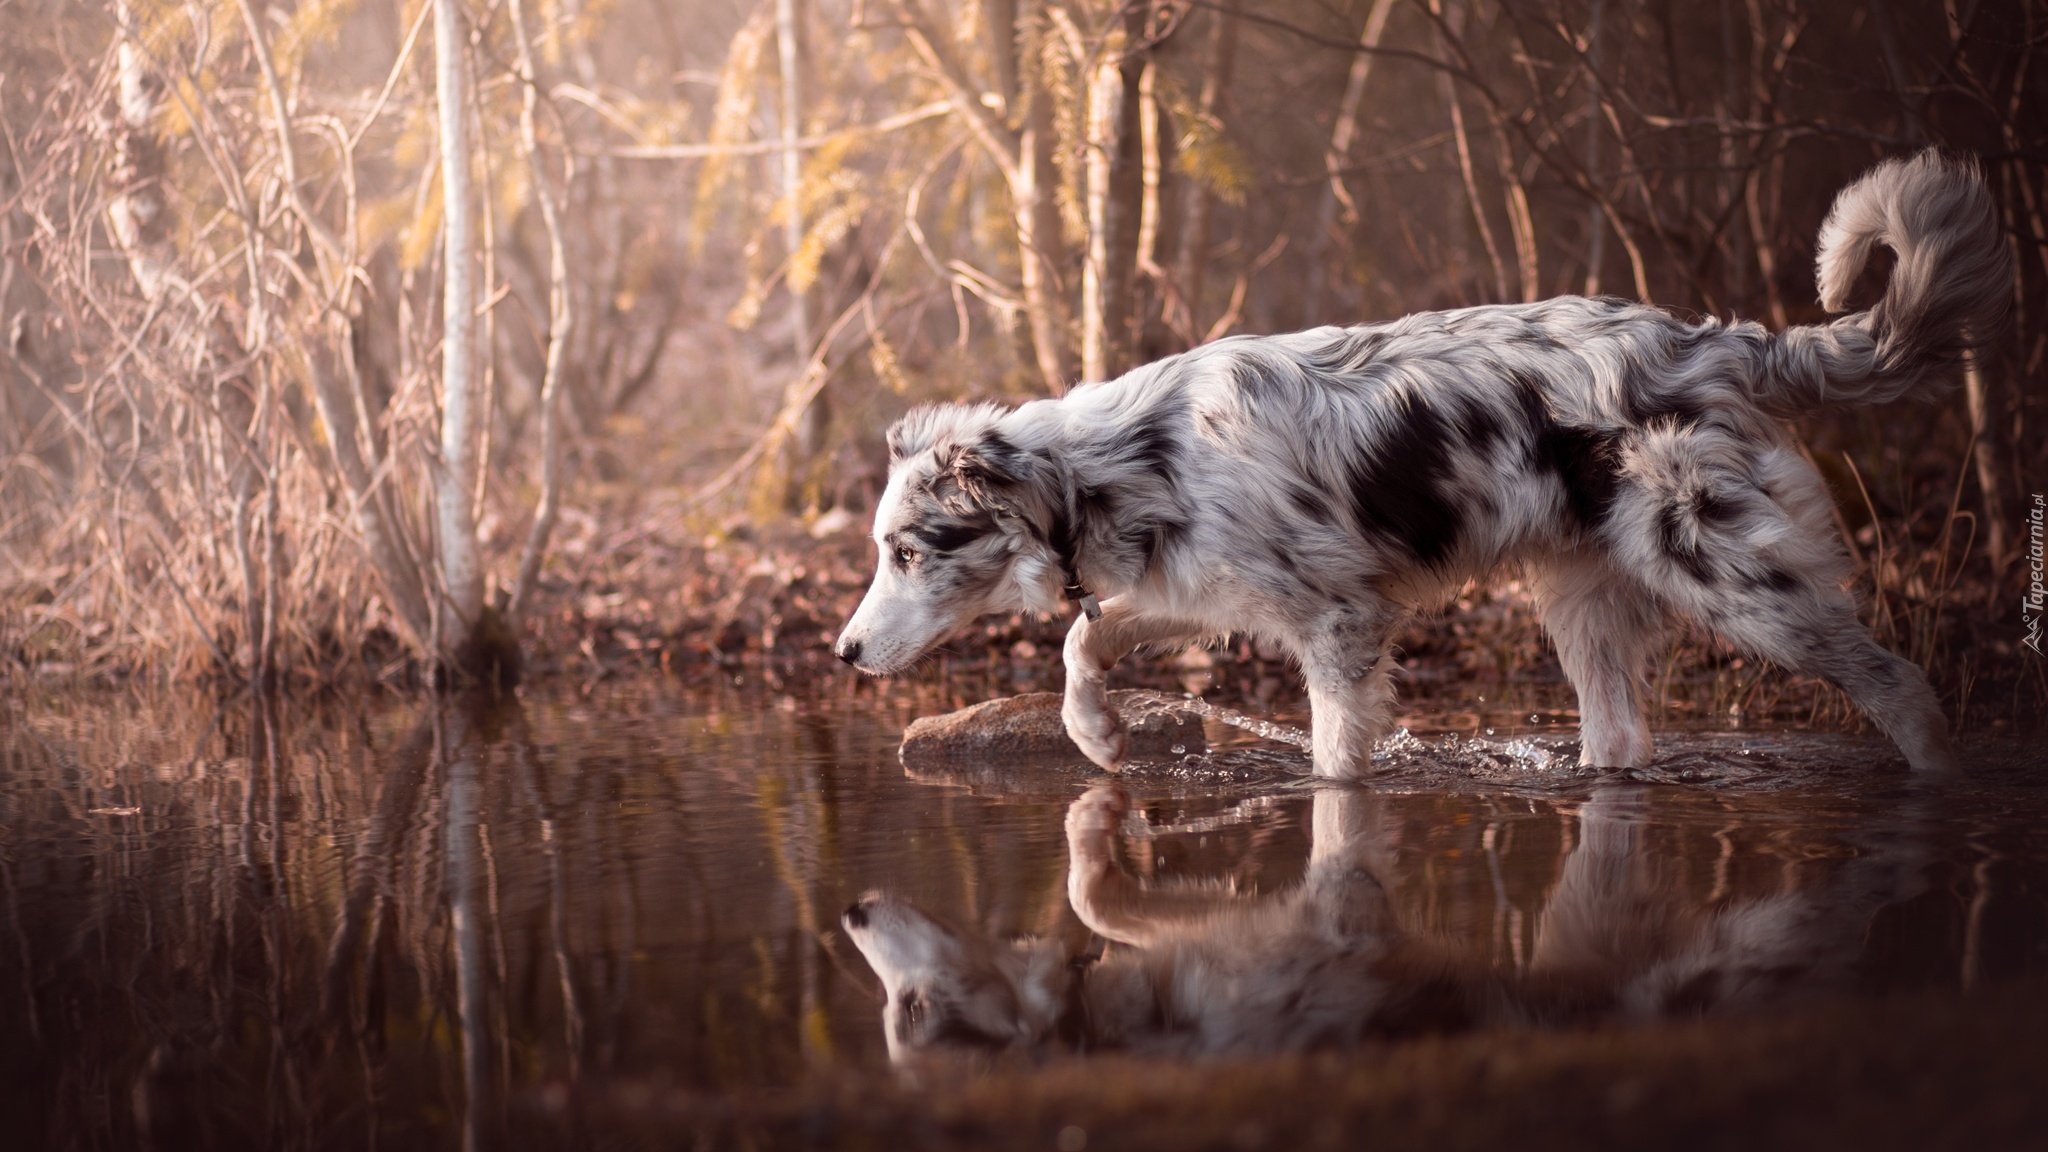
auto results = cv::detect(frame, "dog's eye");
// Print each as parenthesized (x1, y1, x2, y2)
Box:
(894, 545, 917, 567)
(900, 990, 926, 1025)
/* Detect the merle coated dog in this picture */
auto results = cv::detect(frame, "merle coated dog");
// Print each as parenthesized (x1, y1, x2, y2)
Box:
(841, 785, 1928, 1059)
(835, 152, 2008, 777)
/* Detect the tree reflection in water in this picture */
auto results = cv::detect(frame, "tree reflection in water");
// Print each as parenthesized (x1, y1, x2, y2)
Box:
(0, 686, 2041, 1148)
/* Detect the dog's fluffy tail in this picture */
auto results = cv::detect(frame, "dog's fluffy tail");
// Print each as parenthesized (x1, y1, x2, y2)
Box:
(1756, 150, 2010, 414)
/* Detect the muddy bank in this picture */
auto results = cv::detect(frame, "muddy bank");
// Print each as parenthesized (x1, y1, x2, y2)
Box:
(558, 987, 2048, 1151)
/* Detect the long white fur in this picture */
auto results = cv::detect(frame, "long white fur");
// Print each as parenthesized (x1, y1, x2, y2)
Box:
(836, 151, 2008, 778)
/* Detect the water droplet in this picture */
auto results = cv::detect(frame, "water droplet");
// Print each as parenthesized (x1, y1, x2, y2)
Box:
(1170, 744, 1185, 755)
(1485, 728, 1496, 736)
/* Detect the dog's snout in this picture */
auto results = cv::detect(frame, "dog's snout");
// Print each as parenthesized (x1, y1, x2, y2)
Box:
(842, 900, 870, 929)
(836, 638, 864, 666)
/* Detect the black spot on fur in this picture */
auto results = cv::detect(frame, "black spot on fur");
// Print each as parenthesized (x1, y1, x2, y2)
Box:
(1453, 392, 1508, 452)
(1537, 425, 1623, 527)
(1287, 484, 1335, 523)
(926, 1013, 1012, 1050)
(1747, 567, 1800, 592)
(1658, 504, 1716, 583)
(1347, 393, 1463, 567)
(1510, 369, 1622, 529)
(965, 429, 1027, 482)
(915, 520, 988, 553)
(1694, 490, 1741, 523)
(1116, 413, 1181, 479)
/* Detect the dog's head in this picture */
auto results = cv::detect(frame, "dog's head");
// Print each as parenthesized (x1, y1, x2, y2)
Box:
(841, 891, 1070, 1061)
(834, 404, 1063, 674)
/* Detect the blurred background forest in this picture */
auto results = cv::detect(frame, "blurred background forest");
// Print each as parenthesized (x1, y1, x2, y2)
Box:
(0, 0, 2042, 720)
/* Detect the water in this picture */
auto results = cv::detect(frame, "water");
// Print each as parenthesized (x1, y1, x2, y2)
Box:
(2, 681, 2045, 1148)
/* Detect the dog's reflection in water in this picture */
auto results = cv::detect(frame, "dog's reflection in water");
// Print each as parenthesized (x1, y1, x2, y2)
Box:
(842, 785, 1926, 1061)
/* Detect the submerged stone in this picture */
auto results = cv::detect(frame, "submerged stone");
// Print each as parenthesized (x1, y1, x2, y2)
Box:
(900, 690, 1206, 768)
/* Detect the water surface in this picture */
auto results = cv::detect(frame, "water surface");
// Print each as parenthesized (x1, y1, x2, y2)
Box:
(2, 680, 2044, 1148)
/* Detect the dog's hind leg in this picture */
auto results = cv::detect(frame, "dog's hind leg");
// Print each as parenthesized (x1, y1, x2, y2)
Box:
(1617, 435, 1958, 776)
(1697, 581, 1958, 776)
(1532, 557, 1665, 768)
(1302, 600, 1404, 779)
(1062, 600, 1205, 769)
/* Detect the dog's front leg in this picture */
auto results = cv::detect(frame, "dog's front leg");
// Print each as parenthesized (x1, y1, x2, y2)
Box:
(1060, 599, 1198, 770)
(1065, 785, 1244, 947)
(1302, 603, 1402, 779)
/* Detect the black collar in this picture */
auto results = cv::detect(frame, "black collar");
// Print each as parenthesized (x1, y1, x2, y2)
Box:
(1062, 571, 1102, 621)
(1039, 509, 1101, 621)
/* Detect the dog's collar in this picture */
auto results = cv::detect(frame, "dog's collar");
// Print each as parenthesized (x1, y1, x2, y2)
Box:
(1038, 509, 1101, 621)
(1062, 570, 1102, 621)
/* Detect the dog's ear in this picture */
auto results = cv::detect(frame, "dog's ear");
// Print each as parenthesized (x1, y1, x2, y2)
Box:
(951, 431, 1027, 493)
(933, 431, 1034, 515)
(887, 403, 1005, 462)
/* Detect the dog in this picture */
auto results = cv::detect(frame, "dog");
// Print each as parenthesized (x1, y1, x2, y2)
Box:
(834, 151, 2009, 777)
(840, 784, 1930, 1060)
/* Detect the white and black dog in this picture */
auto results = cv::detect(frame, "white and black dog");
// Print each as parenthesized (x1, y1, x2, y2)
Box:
(835, 152, 2009, 777)
(842, 784, 1930, 1059)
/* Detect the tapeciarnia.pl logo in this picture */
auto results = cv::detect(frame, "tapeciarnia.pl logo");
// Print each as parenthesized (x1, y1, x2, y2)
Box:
(2025, 493, 2045, 656)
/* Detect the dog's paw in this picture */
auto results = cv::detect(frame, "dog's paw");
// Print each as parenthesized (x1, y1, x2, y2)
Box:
(1068, 784, 1130, 827)
(1065, 785, 1130, 864)
(1062, 697, 1129, 769)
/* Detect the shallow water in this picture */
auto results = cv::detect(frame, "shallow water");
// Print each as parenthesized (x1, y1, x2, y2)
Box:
(2, 680, 2044, 1148)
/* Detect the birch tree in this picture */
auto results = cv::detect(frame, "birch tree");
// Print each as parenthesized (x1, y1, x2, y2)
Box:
(432, 0, 510, 681)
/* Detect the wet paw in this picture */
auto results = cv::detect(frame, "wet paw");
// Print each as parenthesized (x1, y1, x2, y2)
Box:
(1069, 783, 1130, 826)
(1065, 785, 1130, 864)
(1062, 695, 1129, 769)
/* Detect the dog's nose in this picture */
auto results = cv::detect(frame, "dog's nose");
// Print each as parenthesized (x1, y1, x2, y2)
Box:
(842, 901, 870, 929)
(836, 638, 863, 666)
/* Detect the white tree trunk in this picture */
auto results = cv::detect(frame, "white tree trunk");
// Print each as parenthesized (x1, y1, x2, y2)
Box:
(1081, 50, 1123, 383)
(435, 0, 485, 651)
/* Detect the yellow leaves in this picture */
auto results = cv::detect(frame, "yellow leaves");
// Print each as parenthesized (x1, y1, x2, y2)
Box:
(728, 233, 769, 330)
(1165, 80, 1251, 208)
(868, 329, 908, 395)
(729, 142, 871, 329)
(1175, 126, 1252, 208)
(556, 0, 616, 66)
(788, 170, 866, 295)
(691, 3, 776, 251)
(274, 0, 362, 83)
(493, 157, 530, 234)
(156, 72, 209, 141)
(1035, 9, 1087, 245)
(134, 0, 238, 70)
(356, 192, 414, 255)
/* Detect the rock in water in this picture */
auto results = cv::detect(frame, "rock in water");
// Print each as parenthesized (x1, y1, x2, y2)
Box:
(899, 690, 1206, 768)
